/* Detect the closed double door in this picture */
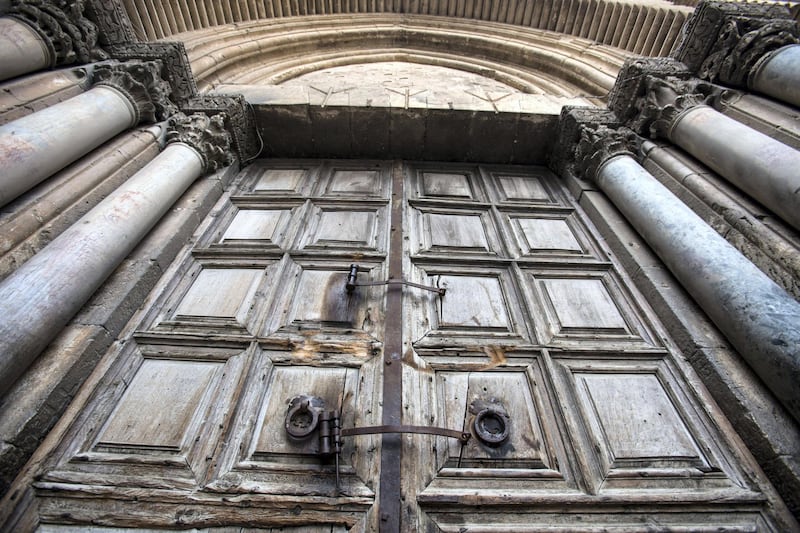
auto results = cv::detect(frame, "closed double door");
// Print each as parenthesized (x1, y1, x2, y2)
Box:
(35, 161, 783, 532)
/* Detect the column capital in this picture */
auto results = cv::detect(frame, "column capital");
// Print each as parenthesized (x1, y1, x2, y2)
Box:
(608, 58, 719, 139)
(549, 106, 620, 178)
(636, 77, 717, 139)
(674, 0, 799, 87)
(183, 93, 261, 163)
(575, 125, 641, 183)
(92, 60, 177, 124)
(4, 0, 108, 67)
(609, 57, 693, 123)
(167, 113, 234, 173)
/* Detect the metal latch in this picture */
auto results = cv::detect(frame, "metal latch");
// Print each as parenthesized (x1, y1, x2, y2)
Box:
(345, 264, 446, 296)
(285, 395, 470, 489)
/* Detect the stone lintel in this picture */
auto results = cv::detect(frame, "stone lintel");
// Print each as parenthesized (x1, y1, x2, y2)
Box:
(674, 0, 798, 86)
(251, 104, 559, 165)
(92, 60, 177, 124)
(167, 113, 234, 173)
(183, 94, 261, 164)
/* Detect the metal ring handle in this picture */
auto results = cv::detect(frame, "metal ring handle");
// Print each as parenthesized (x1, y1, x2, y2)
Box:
(285, 398, 321, 439)
(473, 407, 510, 446)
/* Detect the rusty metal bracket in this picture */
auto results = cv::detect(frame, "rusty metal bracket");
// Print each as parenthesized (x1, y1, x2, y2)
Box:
(345, 264, 446, 296)
(342, 424, 471, 443)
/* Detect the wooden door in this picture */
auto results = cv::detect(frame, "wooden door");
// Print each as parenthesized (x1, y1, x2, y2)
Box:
(30, 161, 789, 532)
(34, 161, 393, 531)
(398, 163, 784, 531)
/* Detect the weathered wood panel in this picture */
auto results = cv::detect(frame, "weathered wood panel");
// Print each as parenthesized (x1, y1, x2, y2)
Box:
(97, 359, 220, 450)
(221, 209, 286, 242)
(173, 267, 263, 321)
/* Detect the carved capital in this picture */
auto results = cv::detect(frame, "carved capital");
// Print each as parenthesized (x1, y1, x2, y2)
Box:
(6, 0, 108, 66)
(674, 0, 798, 87)
(700, 19, 799, 86)
(635, 77, 716, 139)
(182, 93, 261, 163)
(608, 57, 693, 124)
(107, 42, 197, 105)
(550, 106, 619, 179)
(575, 125, 641, 182)
(92, 60, 177, 124)
(167, 113, 234, 173)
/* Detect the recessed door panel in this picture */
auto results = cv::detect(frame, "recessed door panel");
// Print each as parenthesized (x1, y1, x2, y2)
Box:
(494, 174, 553, 203)
(252, 167, 310, 195)
(421, 172, 474, 199)
(221, 209, 285, 242)
(97, 359, 220, 451)
(173, 267, 262, 321)
(551, 355, 746, 494)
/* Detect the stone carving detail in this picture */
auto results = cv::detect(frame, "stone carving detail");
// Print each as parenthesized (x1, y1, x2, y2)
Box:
(6, 0, 108, 66)
(608, 57, 692, 123)
(699, 20, 799, 86)
(575, 125, 641, 182)
(84, 0, 138, 46)
(550, 106, 619, 179)
(634, 77, 717, 139)
(674, 0, 796, 74)
(108, 42, 198, 105)
(92, 60, 177, 124)
(183, 94, 261, 163)
(167, 113, 234, 173)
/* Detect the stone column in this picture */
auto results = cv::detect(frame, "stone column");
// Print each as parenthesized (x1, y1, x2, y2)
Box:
(0, 17, 51, 80)
(0, 0, 107, 82)
(0, 113, 233, 397)
(576, 124, 800, 422)
(749, 45, 800, 108)
(0, 60, 176, 207)
(674, 0, 800, 108)
(636, 75, 800, 231)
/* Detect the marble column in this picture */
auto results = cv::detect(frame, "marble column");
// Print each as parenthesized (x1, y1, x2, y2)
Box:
(0, 17, 51, 80)
(640, 76, 800, 231)
(0, 113, 232, 397)
(576, 124, 800, 422)
(0, 60, 175, 207)
(749, 44, 800, 109)
(0, 1, 106, 82)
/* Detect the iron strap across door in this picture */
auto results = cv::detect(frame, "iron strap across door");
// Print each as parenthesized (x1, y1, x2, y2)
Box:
(342, 425, 470, 442)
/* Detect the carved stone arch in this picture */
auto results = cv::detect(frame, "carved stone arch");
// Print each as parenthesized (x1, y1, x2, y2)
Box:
(179, 15, 627, 97)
